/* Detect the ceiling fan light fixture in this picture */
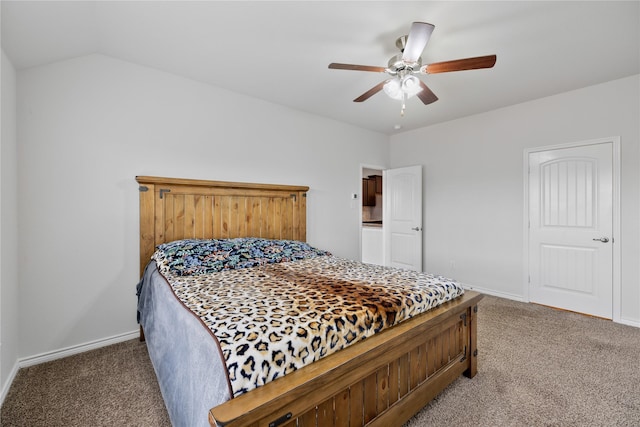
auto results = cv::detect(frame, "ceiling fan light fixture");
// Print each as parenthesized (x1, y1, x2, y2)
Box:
(383, 78, 403, 100)
(383, 75, 423, 100)
(401, 75, 422, 96)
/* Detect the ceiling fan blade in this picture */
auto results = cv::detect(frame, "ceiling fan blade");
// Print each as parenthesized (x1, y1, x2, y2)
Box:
(424, 55, 497, 74)
(353, 80, 388, 102)
(402, 22, 435, 64)
(416, 80, 438, 105)
(329, 63, 387, 72)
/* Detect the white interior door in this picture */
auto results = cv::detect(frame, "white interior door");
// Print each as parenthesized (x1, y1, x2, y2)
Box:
(384, 165, 423, 271)
(528, 142, 613, 318)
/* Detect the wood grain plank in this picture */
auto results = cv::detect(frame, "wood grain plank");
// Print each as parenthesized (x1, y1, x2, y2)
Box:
(363, 372, 377, 423)
(202, 195, 213, 238)
(299, 193, 307, 241)
(266, 198, 275, 239)
(238, 196, 248, 237)
(213, 195, 222, 238)
(449, 325, 460, 358)
(138, 183, 155, 275)
(229, 195, 240, 237)
(435, 335, 444, 370)
(220, 196, 230, 239)
(443, 327, 450, 364)
(163, 195, 175, 243)
(153, 191, 163, 248)
(250, 198, 261, 237)
(334, 389, 350, 427)
(398, 353, 409, 398)
(349, 381, 364, 427)
(174, 195, 185, 240)
(184, 194, 195, 238)
(193, 195, 204, 238)
(283, 196, 293, 239)
(418, 343, 427, 383)
(297, 407, 316, 427)
(260, 197, 270, 239)
(376, 365, 389, 413)
(317, 398, 334, 426)
(388, 358, 399, 405)
(273, 198, 283, 239)
(427, 338, 436, 377)
(409, 347, 420, 390)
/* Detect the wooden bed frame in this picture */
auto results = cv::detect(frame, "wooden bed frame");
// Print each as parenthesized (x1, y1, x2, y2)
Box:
(136, 175, 482, 427)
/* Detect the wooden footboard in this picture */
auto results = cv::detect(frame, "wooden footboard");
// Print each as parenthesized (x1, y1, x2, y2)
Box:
(209, 291, 482, 427)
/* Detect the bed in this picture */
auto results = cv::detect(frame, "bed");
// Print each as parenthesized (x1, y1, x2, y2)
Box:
(136, 175, 483, 427)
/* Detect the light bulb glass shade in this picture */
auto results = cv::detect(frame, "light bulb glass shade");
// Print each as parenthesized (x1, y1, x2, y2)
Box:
(401, 75, 423, 96)
(383, 78, 403, 100)
(384, 75, 423, 100)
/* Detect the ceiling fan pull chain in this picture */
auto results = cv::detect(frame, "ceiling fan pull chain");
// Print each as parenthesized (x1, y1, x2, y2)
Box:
(401, 92, 407, 116)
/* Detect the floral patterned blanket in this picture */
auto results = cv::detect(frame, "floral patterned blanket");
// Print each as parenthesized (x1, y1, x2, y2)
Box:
(155, 238, 331, 276)
(152, 238, 464, 397)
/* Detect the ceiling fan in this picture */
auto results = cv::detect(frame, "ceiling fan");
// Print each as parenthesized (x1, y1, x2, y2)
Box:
(328, 22, 497, 115)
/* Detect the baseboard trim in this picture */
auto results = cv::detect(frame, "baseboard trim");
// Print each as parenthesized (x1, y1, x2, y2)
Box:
(617, 317, 640, 328)
(18, 330, 139, 368)
(463, 284, 639, 328)
(461, 283, 526, 302)
(1, 330, 139, 406)
(0, 359, 20, 408)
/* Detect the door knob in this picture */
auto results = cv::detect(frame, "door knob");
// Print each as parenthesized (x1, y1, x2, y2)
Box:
(411, 226, 422, 231)
(592, 237, 609, 243)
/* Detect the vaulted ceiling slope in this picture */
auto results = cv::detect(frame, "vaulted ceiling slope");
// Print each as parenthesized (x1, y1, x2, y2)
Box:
(2, 1, 639, 134)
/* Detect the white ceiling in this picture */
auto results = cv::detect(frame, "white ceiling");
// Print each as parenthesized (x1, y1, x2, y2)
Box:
(2, 1, 639, 135)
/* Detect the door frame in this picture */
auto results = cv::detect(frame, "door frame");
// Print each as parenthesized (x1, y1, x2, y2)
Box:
(522, 136, 621, 322)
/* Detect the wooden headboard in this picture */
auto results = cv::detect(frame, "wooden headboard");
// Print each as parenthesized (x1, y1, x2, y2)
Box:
(136, 176, 309, 276)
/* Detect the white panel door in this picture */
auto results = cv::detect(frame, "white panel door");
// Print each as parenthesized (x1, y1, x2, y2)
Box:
(529, 142, 613, 318)
(384, 165, 423, 271)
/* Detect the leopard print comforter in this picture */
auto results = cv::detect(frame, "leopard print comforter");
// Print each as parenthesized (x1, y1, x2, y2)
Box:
(153, 245, 464, 398)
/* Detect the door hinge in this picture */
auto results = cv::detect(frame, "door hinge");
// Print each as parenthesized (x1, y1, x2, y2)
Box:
(460, 312, 467, 327)
(159, 189, 171, 199)
(460, 345, 467, 362)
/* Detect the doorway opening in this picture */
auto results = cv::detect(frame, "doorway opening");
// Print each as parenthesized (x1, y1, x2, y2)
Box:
(361, 167, 384, 265)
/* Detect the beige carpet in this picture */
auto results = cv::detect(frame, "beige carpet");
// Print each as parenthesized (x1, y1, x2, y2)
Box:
(2, 295, 639, 426)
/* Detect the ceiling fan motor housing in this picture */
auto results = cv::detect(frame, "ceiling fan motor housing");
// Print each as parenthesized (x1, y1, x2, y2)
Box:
(387, 34, 422, 75)
(387, 53, 422, 75)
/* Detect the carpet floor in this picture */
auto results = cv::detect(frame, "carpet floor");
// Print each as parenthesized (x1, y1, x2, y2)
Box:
(2, 295, 639, 426)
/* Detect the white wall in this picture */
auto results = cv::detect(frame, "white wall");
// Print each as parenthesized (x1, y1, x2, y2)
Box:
(1, 49, 19, 397)
(16, 54, 388, 358)
(390, 74, 640, 325)
(12, 51, 639, 364)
